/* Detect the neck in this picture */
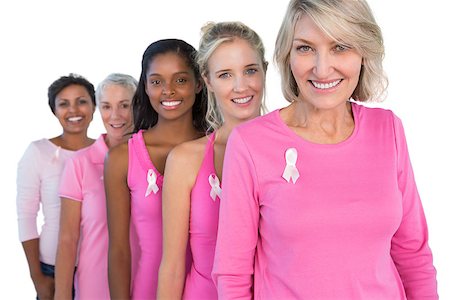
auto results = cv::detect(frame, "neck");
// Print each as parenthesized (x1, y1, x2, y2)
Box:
(57, 131, 92, 151)
(151, 116, 201, 145)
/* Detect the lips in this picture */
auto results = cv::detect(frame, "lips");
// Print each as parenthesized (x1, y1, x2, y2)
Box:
(161, 100, 182, 107)
(310, 79, 342, 90)
(67, 116, 83, 122)
(232, 96, 252, 104)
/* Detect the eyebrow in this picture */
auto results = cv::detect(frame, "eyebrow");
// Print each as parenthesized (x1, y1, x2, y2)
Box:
(214, 63, 260, 75)
(147, 71, 190, 77)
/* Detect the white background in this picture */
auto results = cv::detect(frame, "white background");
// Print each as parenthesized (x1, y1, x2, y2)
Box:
(1, 0, 448, 297)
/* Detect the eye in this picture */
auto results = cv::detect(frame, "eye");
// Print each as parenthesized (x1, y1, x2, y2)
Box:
(218, 72, 231, 79)
(150, 79, 161, 85)
(101, 104, 111, 110)
(78, 98, 90, 105)
(120, 103, 130, 109)
(334, 44, 351, 52)
(245, 68, 258, 75)
(57, 101, 68, 107)
(175, 77, 187, 84)
(296, 45, 312, 53)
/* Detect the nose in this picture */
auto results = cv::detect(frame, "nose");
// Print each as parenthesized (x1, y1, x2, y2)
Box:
(162, 82, 175, 96)
(232, 75, 246, 93)
(313, 52, 334, 79)
(68, 102, 79, 112)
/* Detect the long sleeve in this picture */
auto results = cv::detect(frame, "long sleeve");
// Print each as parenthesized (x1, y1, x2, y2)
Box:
(16, 142, 42, 242)
(212, 130, 260, 299)
(391, 115, 438, 299)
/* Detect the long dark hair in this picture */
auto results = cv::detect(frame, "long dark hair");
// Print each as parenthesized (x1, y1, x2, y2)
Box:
(132, 39, 208, 133)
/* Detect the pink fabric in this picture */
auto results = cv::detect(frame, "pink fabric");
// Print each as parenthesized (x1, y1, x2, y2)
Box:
(58, 135, 109, 300)
(127, 130, 164, 300)
(16, 139, 74, 265)
(212, 103, 438, 300)
(183, 132, 220, 299)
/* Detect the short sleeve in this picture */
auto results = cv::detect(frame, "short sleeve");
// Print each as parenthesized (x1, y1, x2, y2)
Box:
(58, 156, 83, 202)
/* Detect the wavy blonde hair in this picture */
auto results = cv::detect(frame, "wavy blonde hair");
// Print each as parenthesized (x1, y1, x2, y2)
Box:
(274, 0, 388, 102)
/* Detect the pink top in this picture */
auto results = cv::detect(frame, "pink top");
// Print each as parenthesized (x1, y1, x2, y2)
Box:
(183, 132, 221, 299)
(212, 103, 438, 300)
(16, 139, 75, 265)
(59, 134, 109, 300)
(128, 130, 164, 300)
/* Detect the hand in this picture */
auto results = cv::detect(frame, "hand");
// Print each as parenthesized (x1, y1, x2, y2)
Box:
(33, 273, 55, 300)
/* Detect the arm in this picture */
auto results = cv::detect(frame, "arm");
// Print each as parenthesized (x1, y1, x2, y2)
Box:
(54, 198, 81, 300)
(157, 145, 199, 300)
(21, 239, 54, 300)
(212, 130, 260, 299)
(104, 144, 132, 300)
(390, 115, 438, 299)
(16, 142, 54, 299)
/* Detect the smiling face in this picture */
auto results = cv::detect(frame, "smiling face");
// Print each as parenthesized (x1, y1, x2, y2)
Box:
(145, 52, 201, 123)
(98, 84, 133, 147)
(204, 38, 265, 125)
(54, 84, 95, 135)
(290, 14, 363, 110)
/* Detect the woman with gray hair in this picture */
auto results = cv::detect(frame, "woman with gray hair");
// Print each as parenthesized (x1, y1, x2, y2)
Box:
(54, 73, 137, 299)
(212, 0, 438, 299)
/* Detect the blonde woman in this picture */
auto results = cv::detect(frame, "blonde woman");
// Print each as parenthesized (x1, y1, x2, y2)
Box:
(157, 22, 267, 299)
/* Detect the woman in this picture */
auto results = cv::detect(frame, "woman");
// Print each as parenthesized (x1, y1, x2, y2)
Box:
(212, 0, 439, 299)
(105, 39, 208, 299)
(54, 73, 138, 299)
(16, 74, 96, 300)
(157, 22, 267, 300)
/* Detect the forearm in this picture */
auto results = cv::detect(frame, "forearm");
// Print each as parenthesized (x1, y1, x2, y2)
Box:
(108, 247, 131, 299)
(22, 238, 44, 280)
(157, 263, 185, 300)
(54, 239, 78, 299)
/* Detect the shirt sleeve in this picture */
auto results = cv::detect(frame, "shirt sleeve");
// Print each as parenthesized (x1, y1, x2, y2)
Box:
(390, 115, 438, 299)
(16, 142, 42, 242)
(58, 156, 83, 202)
(212, 129, 260, 299)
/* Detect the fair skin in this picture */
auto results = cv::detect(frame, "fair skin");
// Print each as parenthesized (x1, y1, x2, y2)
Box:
(21, 84, 95, 300)
(54, 84, 134, 299)
(157, 37, 265, 299)
(280, 14, 363, 144)
(105, 52, 203, 300)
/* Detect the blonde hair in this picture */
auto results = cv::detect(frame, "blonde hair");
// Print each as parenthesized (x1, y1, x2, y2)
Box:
(197, 21, 268, 131)
(274, 0, 388, 102)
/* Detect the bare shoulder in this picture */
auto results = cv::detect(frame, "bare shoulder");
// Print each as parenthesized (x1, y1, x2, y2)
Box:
(104, 141, 129, 174)
(168, 136, 208, 167)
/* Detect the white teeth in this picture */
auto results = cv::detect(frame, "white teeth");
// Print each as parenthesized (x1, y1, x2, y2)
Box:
(232, 96, 252, 104)
(311, 80, 341, 89)
(161, 100, 181, 107)
(68, 116, 82, 122)
(111, 124, 124, 128)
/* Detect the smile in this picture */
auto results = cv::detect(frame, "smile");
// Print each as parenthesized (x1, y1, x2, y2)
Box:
(67, 116, 83, 122)
(232, 96, 252, 104)
(161, 100, 182, 107)
(311, 79, 342, 90)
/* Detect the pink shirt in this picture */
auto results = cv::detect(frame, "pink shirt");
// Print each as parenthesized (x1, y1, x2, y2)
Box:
(16, 139, 74, 265)
(212, 103, 438, 300)
(183, 132, 220, 299)
(59, 135, 109, 300)
(128, 130, 164, 300)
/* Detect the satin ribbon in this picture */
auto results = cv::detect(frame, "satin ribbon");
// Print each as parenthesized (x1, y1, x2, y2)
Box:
(208, 174, 222, 201)
(51, 146, 61, 162)
(145, 168, 159, 197)
(282, 148, 300, 184)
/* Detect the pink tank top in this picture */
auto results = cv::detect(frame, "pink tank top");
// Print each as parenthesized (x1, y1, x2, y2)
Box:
(183, 132, 221, 299)
(127, 130, 163, 299)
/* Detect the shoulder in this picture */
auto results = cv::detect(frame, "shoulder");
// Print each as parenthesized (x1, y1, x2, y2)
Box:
(353, 101, 396, 121)
(105, 141, 129, 169)
(166, 136, 207, 171)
